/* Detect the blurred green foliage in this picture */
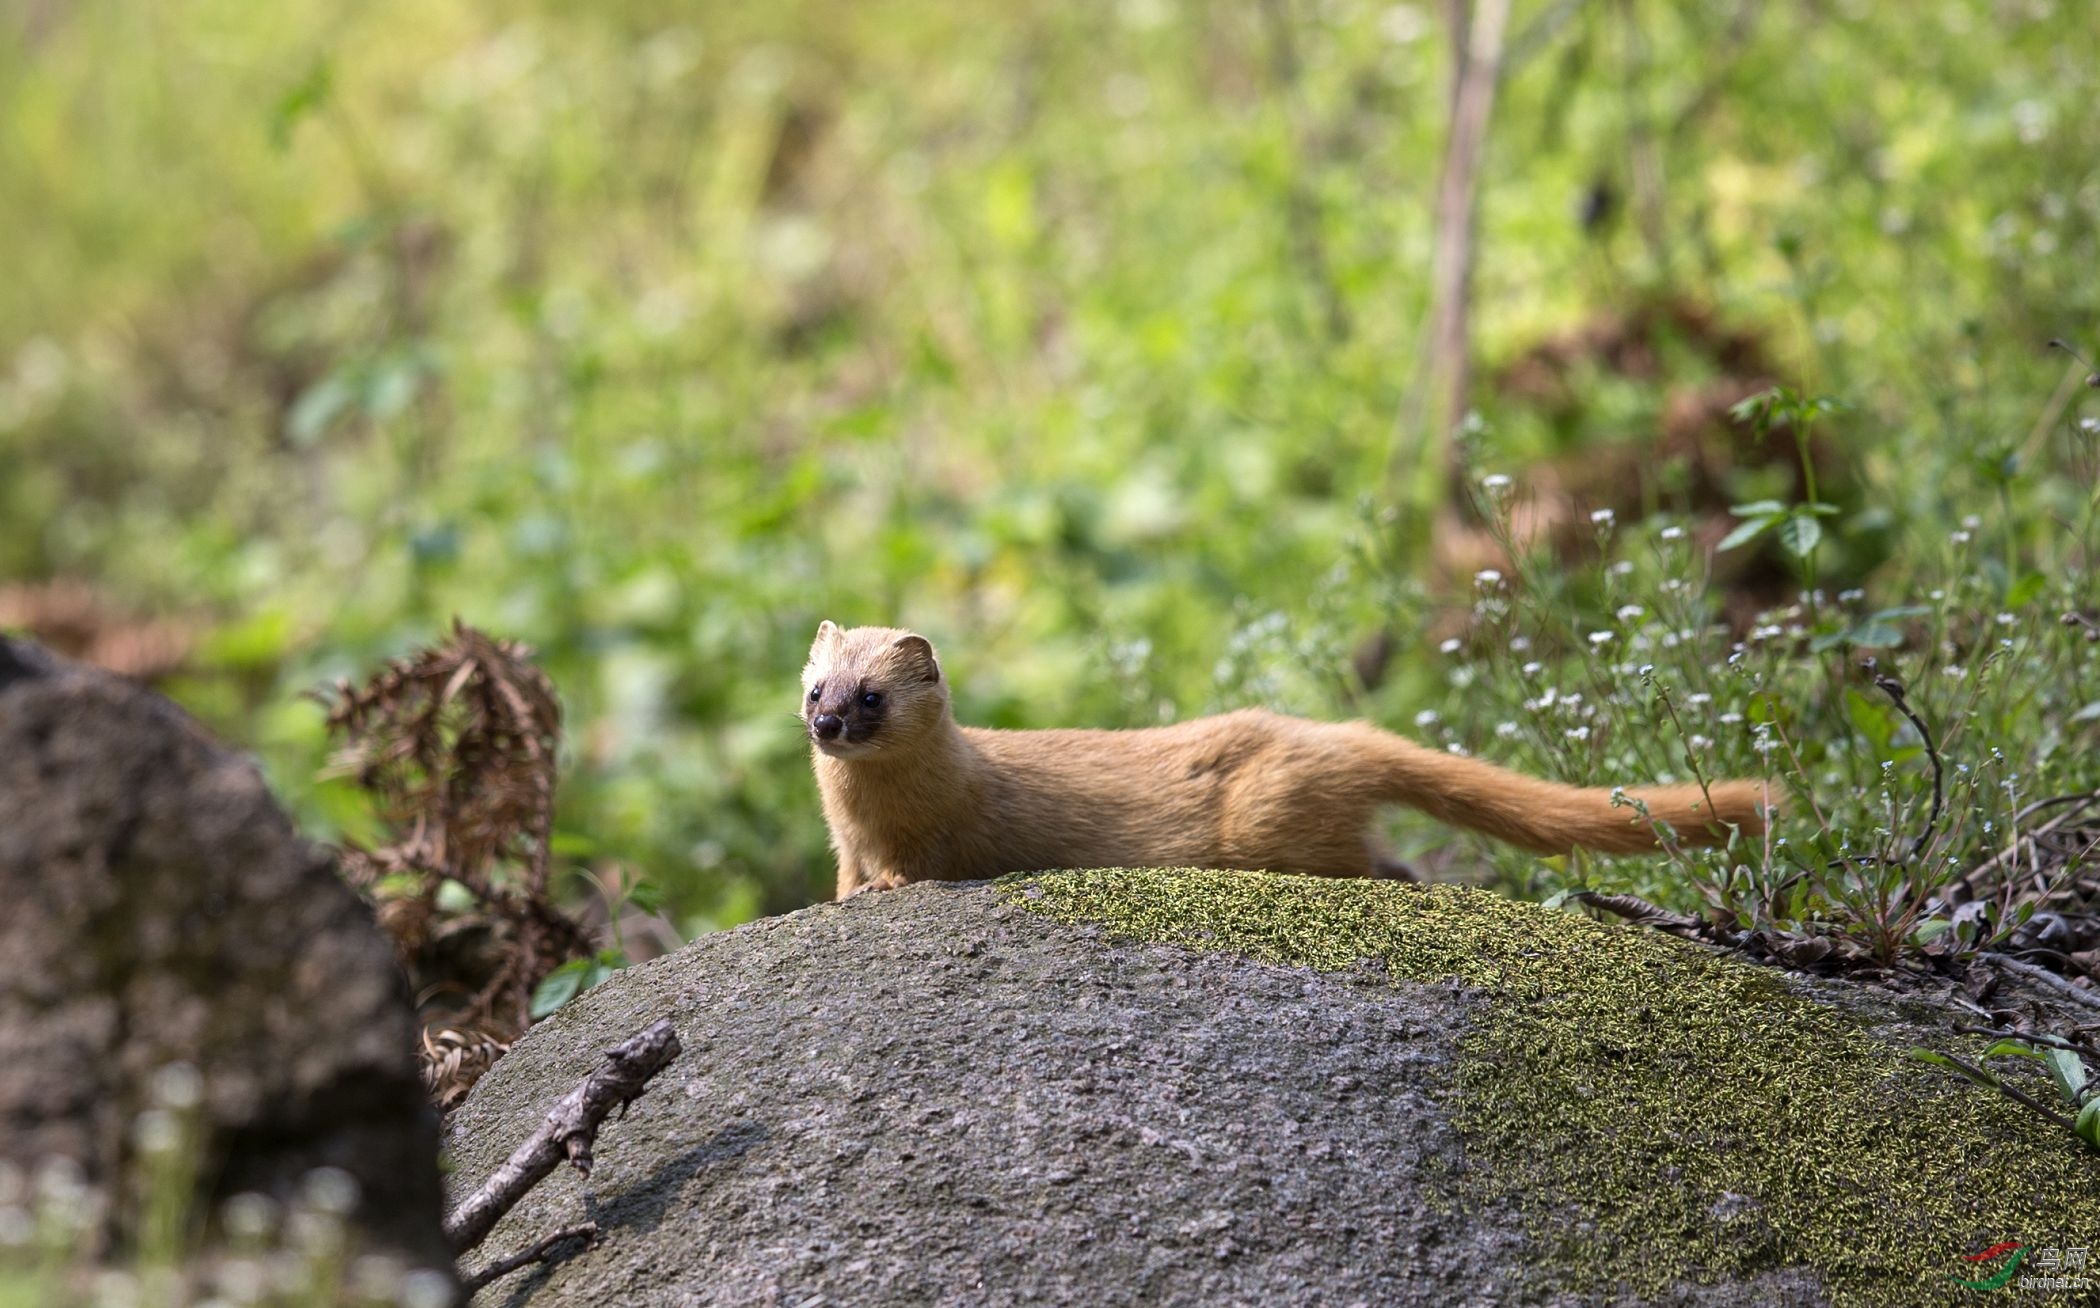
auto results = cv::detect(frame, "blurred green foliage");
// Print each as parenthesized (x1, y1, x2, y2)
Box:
(1, 0, 2095, 930)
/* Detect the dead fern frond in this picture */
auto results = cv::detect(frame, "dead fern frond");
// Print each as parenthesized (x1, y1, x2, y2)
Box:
(319, 621, 590, 1098)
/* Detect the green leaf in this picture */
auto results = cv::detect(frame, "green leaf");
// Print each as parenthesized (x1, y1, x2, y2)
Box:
(365, 354, 423, 422)
(286, 376, 352, 448)
(1727, 499, 1789, 517)
(269, 58, 334, 151)
(2045, 1047, 2089, 1105)
(373, 873, 426, 900)
(1801, 500, 1844, 517)
(2076, 1099, 2100, 1150)
(530, 960, 589, 1019)
(531, 950, 631, 1020)
(2005, 572, 2047, 608)
(1717, 516, 1776, 552)
(1910, 1048, 1998, 1088)
(1777, 513, 1822, 558)
(1728, 389, 1783, 424)
(1982, 1039, 2045, 1062)
(549, 831, 599, 859)
(1845, 688, 1896, 748)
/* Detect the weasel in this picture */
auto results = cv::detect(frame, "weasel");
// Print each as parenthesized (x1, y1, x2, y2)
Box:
(802, 622, 1771, 899)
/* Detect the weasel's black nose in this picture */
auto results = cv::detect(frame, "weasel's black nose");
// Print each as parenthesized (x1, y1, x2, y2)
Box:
(812, 713, 845, 741)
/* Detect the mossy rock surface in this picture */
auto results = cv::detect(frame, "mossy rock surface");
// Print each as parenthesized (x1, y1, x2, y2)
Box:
(446, 871, 2099, 1306)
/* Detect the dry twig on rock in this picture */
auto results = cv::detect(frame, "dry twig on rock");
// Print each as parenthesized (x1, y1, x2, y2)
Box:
(444, 1016, 682, 1255)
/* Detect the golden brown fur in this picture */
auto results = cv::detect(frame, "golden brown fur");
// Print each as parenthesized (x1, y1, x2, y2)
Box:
(802, 623, 1771, 898)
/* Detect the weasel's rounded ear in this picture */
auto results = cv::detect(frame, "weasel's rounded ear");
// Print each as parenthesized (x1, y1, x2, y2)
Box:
(891, 633, 942, 683)
(815, 620, 842, 647)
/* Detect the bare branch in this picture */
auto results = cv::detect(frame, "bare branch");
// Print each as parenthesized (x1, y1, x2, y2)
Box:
(1570, 890, 1706, 938)
(1392, 0, 1515, 506)
(1920, 1049, 2078, 1132)
(1986, 954, 2100, 1015)
(444, 1017, 683, 1254)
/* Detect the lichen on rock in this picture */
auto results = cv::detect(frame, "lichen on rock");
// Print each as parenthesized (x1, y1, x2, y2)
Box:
(1002, 867, 2100, 1306)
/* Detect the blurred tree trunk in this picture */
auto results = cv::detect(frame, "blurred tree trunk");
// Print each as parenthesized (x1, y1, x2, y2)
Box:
(1392, 0, 1513, 516)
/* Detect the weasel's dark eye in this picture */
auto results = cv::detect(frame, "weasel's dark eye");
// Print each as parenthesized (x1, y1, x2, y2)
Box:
(808, 684, 822, 702)
(860, 691, 883, 709)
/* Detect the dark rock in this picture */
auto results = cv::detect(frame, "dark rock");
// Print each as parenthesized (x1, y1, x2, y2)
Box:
(0, 637, 452, 1279)
(445, 883, 1835, 1306)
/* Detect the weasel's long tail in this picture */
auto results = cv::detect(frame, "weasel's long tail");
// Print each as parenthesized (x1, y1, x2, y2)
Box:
(1364, 728, 1771, 855)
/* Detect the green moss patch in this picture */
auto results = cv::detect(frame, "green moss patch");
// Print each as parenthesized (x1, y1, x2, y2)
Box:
(1000, 868, 2100, 1306)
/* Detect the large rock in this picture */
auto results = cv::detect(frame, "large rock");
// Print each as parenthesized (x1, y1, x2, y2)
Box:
(444, 871, 2099, 1307)
(0, 637, 452, 1278)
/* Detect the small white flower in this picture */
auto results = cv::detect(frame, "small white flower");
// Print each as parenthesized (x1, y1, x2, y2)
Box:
(1962, 514, 1982, 529)
(1945, 665, 1966, 680)
(1590, 508, 1615, 525)
(1474, 568, 1504, 588)
(1446, 742, 1468, 755)
(2080, 417, 2100, 434)
(1930, 588, 1945, 600)
(1588, 630, 1613, 646)
(1565, 726, 1590, 742)
(150, 1063, 203, 1111)
(1660, 525, 1686, 541)
(1950, 530, 1971, 544)
(221, 1192, 276, 1242)
(1495, 721, 1519, 739)
(1481, 473, 1513, 492)
(1687, 692, 1712, 706)
(300, 1167, 361, 1217)
(1414, 709, 1440, 728)
(1689, 734, 1713, 750)
(131, 1109, 182, 1156)
(1439, 637, 1463, 654)
(401, 1271, 458, 1308)
(1616, 604, 1645, 622)
(1720, 712, 1745, 725)
(1995, 612, 2016, 626)
(1509, 635, 1531, 653)
(1611, 560, 1635, 576)
(1522, 661, 1543, 676)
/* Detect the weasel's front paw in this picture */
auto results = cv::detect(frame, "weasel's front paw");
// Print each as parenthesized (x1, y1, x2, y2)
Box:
(845, 872, 908, 898)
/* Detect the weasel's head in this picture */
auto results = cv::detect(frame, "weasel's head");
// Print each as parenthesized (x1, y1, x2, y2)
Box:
(801, 621, 949, 760)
